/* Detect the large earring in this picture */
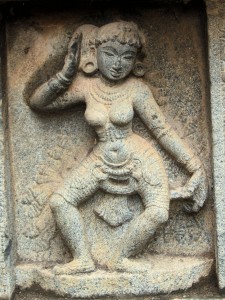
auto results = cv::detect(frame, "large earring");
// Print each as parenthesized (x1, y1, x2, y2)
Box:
(132, 62, 146, 77)
(81, 58, 98, 75)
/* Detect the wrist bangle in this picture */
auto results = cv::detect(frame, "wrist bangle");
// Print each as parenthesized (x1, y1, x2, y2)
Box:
(186, 156, 201, 173)
(56, 72, 72, 86)
(48, 73, 71, 92)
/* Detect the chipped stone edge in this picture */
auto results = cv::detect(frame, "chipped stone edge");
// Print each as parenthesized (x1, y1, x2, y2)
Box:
(0, 1, 222, 298)
(205, 0, 225, 292)
(0, 16, 15, 300)
(15, 258, 213, 298)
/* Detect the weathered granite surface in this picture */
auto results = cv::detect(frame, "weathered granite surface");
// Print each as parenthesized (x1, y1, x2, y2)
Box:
(16, 256, 213, 298)
(206, 0, 225, 292)
(0, 18, 15, 300)
(0, 0, 222, 299)
(4, 4, 212, 297)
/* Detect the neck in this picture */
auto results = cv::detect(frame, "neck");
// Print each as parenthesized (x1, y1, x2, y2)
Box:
(99, 74, 126, 87)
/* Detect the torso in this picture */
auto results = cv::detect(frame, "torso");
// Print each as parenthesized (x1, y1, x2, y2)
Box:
(84, 77, 136, 164)
(75, 76, 161, 195)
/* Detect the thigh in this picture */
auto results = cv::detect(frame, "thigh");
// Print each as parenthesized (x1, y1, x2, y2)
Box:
(55, 154, 100, 206)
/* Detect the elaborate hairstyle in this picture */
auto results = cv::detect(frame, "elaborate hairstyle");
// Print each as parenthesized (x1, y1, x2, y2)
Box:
(95, 21, 143, 48)
(72, 21, 146, 77)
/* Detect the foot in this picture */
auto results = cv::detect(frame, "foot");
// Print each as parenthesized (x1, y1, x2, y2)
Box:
(108, 258, 151, 273)
(53, 258, 95, 275)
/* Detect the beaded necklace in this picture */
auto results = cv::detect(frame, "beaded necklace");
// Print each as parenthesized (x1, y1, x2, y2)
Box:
(89, 78, 132, 105)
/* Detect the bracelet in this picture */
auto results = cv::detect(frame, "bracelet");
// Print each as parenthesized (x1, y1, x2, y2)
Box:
(48, 73, 71, 92)
(177, 153, 201, 172)
(186, 156, 201, 173)
(56, 72, 72, 86)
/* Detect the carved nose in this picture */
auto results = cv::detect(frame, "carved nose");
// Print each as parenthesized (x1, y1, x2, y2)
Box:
(113, 59, 122, 71)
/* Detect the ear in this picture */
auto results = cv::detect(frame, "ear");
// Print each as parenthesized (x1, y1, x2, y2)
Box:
(80, 57, 98, 75)
(132, 62, 147, 77)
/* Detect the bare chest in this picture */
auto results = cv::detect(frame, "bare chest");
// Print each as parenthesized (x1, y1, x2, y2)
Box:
(85, 80, 134, 127)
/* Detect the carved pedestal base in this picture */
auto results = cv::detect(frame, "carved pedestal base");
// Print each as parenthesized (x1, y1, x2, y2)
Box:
(16, 255, 213, 298)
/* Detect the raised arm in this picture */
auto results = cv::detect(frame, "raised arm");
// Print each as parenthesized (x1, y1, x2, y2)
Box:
(28, 33, 85, 111)
(133, 82, 208, 212)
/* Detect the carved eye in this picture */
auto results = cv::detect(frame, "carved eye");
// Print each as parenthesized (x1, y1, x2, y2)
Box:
(123, 56, 134, 60)
(122, 54, 135, 61)
(103, 51, 114, 57)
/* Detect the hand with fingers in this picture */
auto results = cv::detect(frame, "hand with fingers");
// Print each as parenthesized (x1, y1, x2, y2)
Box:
(61, 32, 83, 80)
(170, 165, 208, 213)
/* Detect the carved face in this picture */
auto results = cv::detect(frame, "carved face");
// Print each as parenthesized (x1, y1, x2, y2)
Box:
(97, 40, 137, 82)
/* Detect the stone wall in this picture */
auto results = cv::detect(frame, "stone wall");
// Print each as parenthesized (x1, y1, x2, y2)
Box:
(0, 0, 224, 299)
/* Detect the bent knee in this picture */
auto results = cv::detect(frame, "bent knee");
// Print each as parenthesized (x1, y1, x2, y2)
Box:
(146, 206, 169, 224)
(49, 194, 67, 211)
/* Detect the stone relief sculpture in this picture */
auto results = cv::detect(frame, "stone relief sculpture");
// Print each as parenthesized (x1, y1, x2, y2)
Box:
(27, 21, 208, 275)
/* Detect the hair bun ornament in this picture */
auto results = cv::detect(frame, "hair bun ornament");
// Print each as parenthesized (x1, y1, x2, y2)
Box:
(132, 62, 146, 77)
(71, 24, 99, 75)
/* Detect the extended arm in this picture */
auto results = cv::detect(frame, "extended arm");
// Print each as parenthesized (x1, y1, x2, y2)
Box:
(28, 33, 84, 111)
(134, 83, 208, 212)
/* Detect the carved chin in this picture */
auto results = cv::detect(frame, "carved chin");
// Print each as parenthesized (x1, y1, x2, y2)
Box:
(109, 71, 124, 79)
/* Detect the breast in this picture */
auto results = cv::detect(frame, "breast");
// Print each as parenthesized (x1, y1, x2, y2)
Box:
(109, 102, 134, 126)
(84, 102, 108, 127)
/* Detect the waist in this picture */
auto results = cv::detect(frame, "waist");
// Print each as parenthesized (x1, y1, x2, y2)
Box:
(92, 153, 140, 194)
(96, 126, 132, 142)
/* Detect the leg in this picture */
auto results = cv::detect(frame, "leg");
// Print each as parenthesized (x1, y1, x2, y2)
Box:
(50, 159, 99, 274)
(109, 153, 169, 272)
(109, 205, 169, 272)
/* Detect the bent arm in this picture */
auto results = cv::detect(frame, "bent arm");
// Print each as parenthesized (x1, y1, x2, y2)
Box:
(133, 84, 201, 173)
(29, 32, 84, 111)
(28, 73, 85, 111)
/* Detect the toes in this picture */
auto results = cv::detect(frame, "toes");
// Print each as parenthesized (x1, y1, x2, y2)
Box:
(53, 261, 95, 275)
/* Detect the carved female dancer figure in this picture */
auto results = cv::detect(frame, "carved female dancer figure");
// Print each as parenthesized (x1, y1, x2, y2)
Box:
(28, 22, 208, 274)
